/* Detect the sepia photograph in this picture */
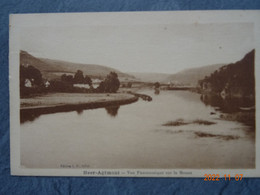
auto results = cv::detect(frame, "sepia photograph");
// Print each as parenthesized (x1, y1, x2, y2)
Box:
(9, 11, 260, 177)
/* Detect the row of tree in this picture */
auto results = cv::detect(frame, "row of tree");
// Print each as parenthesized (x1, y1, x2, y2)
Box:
(198, 49, 255, 97)
(20, 65, 43, 87)
(61, 70, 92, 85)
(60, 71, 120, 93)
(97, 72, 120, 93)
(20, 64, 121, 96)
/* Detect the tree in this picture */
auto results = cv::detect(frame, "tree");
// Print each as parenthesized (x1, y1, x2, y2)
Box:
(74, 70, 85, 84)
(97, 72, 120, 93)
(20, 65, 43, 86)
(198, 49, 255, 96)
(61, 74, 67, 82)
(127, 82, 132, 88)
(66, 75, 74, 83)
(84, 75, 92, 86)
(97, 81, 105, 93)
(105, 72, 120, 93)
(20, 65, 27, 88)
(154, 82, 160, 89)
(61, 74, 73, 83)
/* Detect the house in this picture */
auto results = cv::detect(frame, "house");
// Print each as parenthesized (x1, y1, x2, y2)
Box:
(92, 78, 102, 89)
(45, 81, 50, 88)
(24, 79, 32, 88)
(73, 84, 91, 89)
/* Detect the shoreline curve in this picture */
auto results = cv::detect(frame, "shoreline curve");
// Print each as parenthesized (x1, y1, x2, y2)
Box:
(20, 93, 138, 123)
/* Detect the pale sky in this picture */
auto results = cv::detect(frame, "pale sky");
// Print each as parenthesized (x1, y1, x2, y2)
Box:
(20, 23, 254, 74)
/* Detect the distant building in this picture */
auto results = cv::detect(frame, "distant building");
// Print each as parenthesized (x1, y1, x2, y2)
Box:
(92, 78, 102, 89)
(73, 78, 102, 89)
(24, 79, 32, 88)
(168, 81, 182, 87)
(73, 84, 91, 89)
(45, 81, 50, 88)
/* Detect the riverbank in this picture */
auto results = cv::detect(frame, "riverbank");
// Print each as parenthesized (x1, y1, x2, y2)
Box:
(21, 89, 255, 169)
(20, 93, 138, 122)
(220, 111, 255, 130)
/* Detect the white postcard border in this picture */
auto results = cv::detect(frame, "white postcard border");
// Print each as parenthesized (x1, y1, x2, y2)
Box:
(9, 10, 260, 177)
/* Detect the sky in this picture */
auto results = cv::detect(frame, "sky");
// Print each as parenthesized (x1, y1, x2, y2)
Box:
(20, 23, 254, 74)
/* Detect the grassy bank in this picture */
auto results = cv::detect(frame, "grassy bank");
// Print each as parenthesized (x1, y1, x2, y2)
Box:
(21, 93, 137, 109)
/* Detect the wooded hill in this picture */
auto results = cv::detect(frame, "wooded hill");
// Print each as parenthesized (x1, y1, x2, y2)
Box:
(199, 49, 255, 97)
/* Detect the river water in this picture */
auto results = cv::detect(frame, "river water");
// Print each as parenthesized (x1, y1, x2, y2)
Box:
(20, 90, 255, 169)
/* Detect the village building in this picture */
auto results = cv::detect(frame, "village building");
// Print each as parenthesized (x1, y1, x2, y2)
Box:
(73, 83, 91, 89)
(45, 81, 50, 88)
(92, 78, 102, 89)
(24, 79, 32, 88)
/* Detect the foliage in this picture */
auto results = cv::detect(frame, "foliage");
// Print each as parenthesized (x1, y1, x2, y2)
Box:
(49, 80, 92, 93)
(20, 65, 120, 96)
(199, 49, 255, 97)
(61, 70, 92, 86)
(49, 80, 73, 92)
(61, 74, 74, 83)
(20, 65, 44, 97)
(127, 82, 132, 88)
(20, 65, 43, 87)
(73, 70, 85, 84)
(97, 72, 120, 93)
(84, 75, 92, 85)
(154, 82, 160, 88)
(97, 81, 105, 92)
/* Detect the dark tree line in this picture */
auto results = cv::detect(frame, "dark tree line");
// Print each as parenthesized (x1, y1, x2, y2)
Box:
(97, 72, 120, 93)
(61, 70, 120, 93)
(61, 70, 92, 85)
(20, 65, 43, 87)
(199, 49, 255, 97)
(20, 64, 121, 96)
(20, 65, 45, 96)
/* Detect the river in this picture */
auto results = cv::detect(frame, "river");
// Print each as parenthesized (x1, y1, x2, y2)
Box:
(20, 90, 255, 169)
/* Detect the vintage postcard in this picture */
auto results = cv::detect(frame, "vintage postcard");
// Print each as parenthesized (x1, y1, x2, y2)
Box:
(9, 11, 260, 177)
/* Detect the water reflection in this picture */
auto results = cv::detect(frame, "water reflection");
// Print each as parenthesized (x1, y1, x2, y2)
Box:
(76, 109, 84, 115)
(200, 94, 255, 113)
(21, 90, 255, 168)
(20, 105, 121, 123)
(20, 91, 255, 124)
(154, 88, 160, 95)
(105, 106, 120, 117)
(20, 110, 41, 124)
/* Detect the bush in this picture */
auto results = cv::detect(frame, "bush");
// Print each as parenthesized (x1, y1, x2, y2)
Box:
(97, 72, 120, 93)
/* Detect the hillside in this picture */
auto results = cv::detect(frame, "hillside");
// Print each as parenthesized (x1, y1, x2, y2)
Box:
(129, 72, 171, 83)
(199, 49, 255, 97)
(166, 64, 225, 86)
(20, 50, 134, 80)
